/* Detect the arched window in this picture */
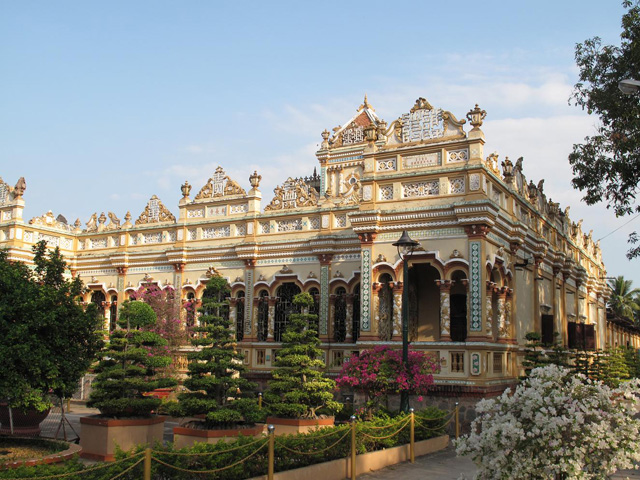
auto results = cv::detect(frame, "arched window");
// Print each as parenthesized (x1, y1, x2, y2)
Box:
(236, 290, 245, 342)
(109, 295, 118, 331)
(257, 290, 269, 341)
(377, 274, 394, 341)
(352, 283, 361, 342)
(275, 282, 301, 342)
(307, 287, 320, 335)
(91, 290, 106, 306)
(334, 287, 347, 342)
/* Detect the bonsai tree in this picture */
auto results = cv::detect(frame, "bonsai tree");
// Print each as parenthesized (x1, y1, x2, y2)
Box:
(173, 275, 260, 426)
(264, 292, 341, 419)
(0, 242, 103, 412)
(88, 300, 177, 417)
(336, 345, 439, 418)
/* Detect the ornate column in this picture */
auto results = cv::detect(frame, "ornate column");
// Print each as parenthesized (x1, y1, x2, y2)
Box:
(345, 294, 354, 341)
(392, 282, 403, 340)
(497, 287, 509, 340)
(436, 280, 452, 340)
(371, 282, 382, 339)
(267, 297, 278, 341)
(329, 294, 337, 340)
(244, 259, 256, 339)
(252, 296, 261, 340)
(229, 297, 239, 334)
(465, 224, 491, 340)
(358, 232, 377, 340)
(485, 281, 496, 340)
(505, 289, 513, 340)
(318, 254, 333, 337)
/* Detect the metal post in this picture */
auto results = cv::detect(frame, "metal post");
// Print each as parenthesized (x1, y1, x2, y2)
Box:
(350, 415, 357, 480)
(259, 392, 263, 409)
(268, 424, 275, 480)
(400, 258, 410, 413)
(409, 408, 415, 463)
(455, 402, 460, 440)
(144, 447, 151, 480)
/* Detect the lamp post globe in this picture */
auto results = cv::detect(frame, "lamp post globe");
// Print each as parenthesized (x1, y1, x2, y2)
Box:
(392, 230, 419, 413)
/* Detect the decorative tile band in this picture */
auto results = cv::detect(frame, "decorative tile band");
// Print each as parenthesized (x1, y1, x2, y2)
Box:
(360, 248, 372, 331)
(320, 265, 329, 335)
(245, 269, 254, 334)
(469, 241, 482, 331)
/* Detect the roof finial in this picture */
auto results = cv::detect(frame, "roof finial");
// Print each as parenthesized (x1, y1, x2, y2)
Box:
(359, 94, 374, 112)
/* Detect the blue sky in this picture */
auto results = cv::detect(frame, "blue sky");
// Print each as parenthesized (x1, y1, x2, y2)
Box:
(1, 1, 638, 286)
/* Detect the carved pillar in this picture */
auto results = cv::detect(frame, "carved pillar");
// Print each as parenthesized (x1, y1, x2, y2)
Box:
(244, 259, 256, 339)
(103, 301, 112, 331)
(252, 296, 261, 340)
(345, 294, 354, 341)
(116, 266, 128, 324)
(504, 289, 513, 341)
(338, 166, 344, 194)
(497, 287, 509, 340)
(371, 282, 382, 339)
(486, 281, 496, 340)
(392, 282, 403, 340)
(436, 280, 452, 340)
(329, 294, 337, 340)
(267, 297, 278, 341)
(358, 232, 376, 339)
(229, 297, 239, 333)
(318, 254, 332, 337)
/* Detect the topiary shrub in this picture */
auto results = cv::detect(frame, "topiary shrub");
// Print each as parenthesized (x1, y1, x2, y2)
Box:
(88, 300, 177, 417)
(264, 292, 341, 419)
(171, 275, 260, 427)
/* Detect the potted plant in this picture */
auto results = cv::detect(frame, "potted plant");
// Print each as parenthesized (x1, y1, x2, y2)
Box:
(263, 292, 341, 435)
(170, 275, 263, 448)
(0, 242, 103, 436)
(81, 300, 177, 460)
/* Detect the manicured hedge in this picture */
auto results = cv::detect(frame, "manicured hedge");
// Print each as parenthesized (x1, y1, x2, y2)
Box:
(0, 407, 448, 480)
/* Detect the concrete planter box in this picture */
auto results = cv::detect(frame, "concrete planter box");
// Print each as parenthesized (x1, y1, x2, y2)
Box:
(250, 434, 449, 480)
(173, 424, 264, 449)
(266, 417, 334, 436)
(79, 415, 165, 461)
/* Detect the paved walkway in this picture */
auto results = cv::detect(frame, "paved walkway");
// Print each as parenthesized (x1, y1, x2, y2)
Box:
(356, 445, 640, 480)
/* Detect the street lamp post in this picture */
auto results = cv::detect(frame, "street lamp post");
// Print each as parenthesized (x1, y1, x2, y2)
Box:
(392, 230, 420, 413)
(619, 78, 640, 95)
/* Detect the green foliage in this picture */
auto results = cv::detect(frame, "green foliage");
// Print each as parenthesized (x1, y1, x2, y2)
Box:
(600, 347, 631, 387)
(521, 332, 571, 379)
(570, 1, 640, 259)
(0, 242, 103, 410)
(175, 275, 258, 427)
(608, 276, 640, 321)
(0, 406, 448, 479)
(88, 300, 177, 417)
(623, 346, 640, 377)
(264, 292, 341, 419)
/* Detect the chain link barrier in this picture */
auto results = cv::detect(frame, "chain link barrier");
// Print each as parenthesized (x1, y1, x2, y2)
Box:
(1, 451, 146, 480)
(2, 406, 458, 480)
(275, 428, 351, 456)
(150, 438, 268, 475)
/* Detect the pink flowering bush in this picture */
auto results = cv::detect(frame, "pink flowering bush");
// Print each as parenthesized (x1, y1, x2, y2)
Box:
(455, 364, 640, 479)
(336, 346, 440, 417)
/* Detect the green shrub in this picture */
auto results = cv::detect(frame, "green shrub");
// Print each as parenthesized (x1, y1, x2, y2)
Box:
(0, 406, 449, 479)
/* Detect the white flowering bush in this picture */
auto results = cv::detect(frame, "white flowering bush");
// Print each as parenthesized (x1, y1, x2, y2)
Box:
(455, 364, 640, 479)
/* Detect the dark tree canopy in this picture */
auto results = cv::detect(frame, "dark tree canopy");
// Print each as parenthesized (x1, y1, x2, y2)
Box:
(174, 274, 260, 427)
(570, 0, 640, 259)
(0, 242, 104, 410)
